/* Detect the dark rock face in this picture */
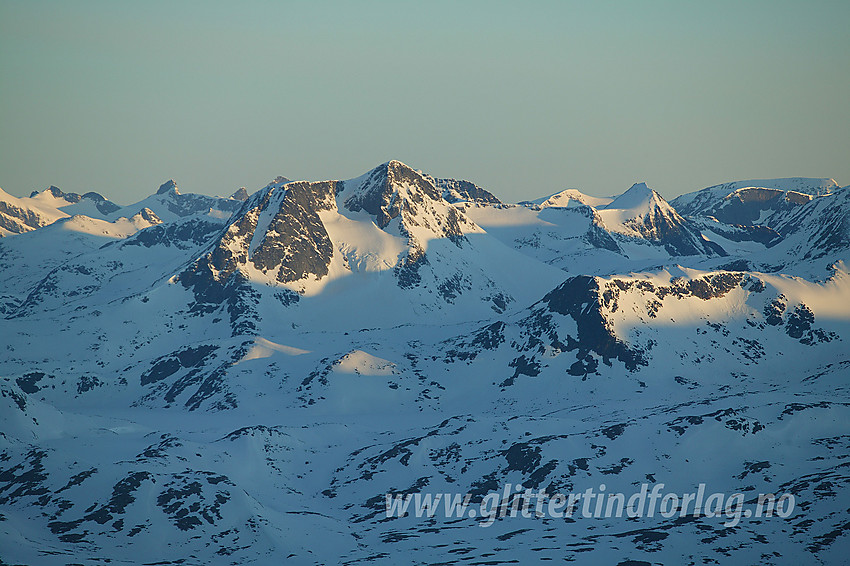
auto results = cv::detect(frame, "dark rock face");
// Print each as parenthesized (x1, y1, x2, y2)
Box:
(785, 304, 814, 339)
(346, 161, 443, 228)
(15, 372, 48, 394)
(0, 448, 50, 506)
(600, 272, 745, 310)
(710, 188, 811, 226)
(140, 345, 219, 386)
(436, 178, 502, 204)
(501, 355, 542, 386)
(344, 162, 479, 293)
(157, 180, 178, 195)
(624, 204, 726, 257)
(0, 199, 52, 233)
(704, 222, 782, 247)
(122, 217, 225, 250)
(37, 460, 237, 545)
(230, 188, 249, 201)
(507, 271, 749, 382)
(163, 192, 243, 219)
(156, 471, 233, 531)
(4, 166, 850, 564)
(394, 245, 428, 290)
(179, 180, 341, 329)
(251, 181, 338, 283)
(345, 161, 469, 244)
(585, 222, 622, 252)
(543, 276, 647, 371)
(186, 181, 336, 288)
(178, 211, 259, 326)
(583, 207, 622, 252)
(673, 182, 848, 269)
(775, 187, 850, 260)
(672, 181, 834, 232)
(201, 195, 267, 285)
(764, 296, 786, 326)
(135, 342, 246, 410)
(135, 207, 162, 225)
(1, 383, 28, 411)
(487, 275, 651, 387)
(31, 186, 67, 200)
(83, 192, 121, 214)
(772, 303, 837, 345)
(443, 321, 506, 362)
(76, 375, 102, 394)
(146, 180, 244, 219)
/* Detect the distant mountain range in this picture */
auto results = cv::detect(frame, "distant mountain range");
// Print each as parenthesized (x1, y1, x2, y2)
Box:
(1, 162, 848, 565)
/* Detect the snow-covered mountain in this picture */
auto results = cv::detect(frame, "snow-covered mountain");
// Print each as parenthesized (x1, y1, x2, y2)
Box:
(1, 162, 848, 565)
(0, 179, 247, 236)
(29, 185, 122, 217)
(671, 177, 838, 228)
(103, 180, 246, 223)
(596, 182, 727, 257)
(436, 177, 502, 204)
(178, 161, 565, 330)
(673, 178, 849, 278)
(458, 181, 726, 275)
(522, 187, 613, 209)
(0, 186, 115, 236)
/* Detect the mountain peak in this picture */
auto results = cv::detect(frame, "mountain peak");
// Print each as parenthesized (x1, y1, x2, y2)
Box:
(529, 188, 613, 209)
(670, 177, 840, 227)
(605, 182, 663, 212)
(623, 182, 655, 199)
(29, 185, 82, 204)
(384, 160, 425, 185)
(157, 180, 179, 195)
(230, 187, 250, 201)
(45, 186, 65, 198)
(81, 191, 109, 203)
(595, 181, 725, 256)
(132, 207, 163, 225)
(437, 178, 502, 204)
(344, 161, 442, 228)
(385, 159, 411, 169)
(262, 176, 292, 190)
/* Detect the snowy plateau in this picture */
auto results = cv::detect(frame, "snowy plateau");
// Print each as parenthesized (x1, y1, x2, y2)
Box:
(0, 160, 848, 565)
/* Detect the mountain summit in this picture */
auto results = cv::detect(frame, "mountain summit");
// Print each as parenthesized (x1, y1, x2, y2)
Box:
(596, 182, 726, 256)
(535, 187, 613, 208)
(157, 179, 179, 195)
(178, 160, 561, 327)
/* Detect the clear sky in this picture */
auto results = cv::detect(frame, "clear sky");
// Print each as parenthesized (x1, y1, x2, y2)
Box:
(1, 0, 848, 203)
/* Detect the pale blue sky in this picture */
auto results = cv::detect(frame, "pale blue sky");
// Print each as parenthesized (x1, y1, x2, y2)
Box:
(1, 0, 848, 203)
